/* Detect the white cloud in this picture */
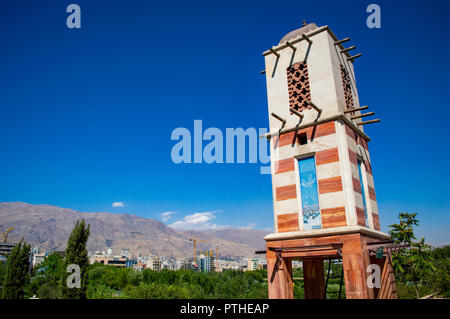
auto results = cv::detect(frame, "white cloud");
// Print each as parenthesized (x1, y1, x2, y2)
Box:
(169, 210, 222, 230)
(112, 202, 125, 208)
(238, 223, 256, 229)
(160, 211, 176, 222)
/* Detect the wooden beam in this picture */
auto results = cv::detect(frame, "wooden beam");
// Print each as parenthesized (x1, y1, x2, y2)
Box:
(289, 108, 304, 118)
(285, 41, 296, 50)
(259, 114, 372, 142)
(269, 48, 280, 58)
(340, 45, 356, 54)
(347, 53, 362, 62)
(351, 112, 375, 120)
(271, 112, 286, 124)
(357, 119, 380, 126)
(309, 102, 322, 114)
(344, 105, 369, 113)
(334, 38, 350, 45)
(302, 33, 312, 45)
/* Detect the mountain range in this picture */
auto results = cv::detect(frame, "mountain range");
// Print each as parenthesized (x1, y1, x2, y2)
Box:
(0, 202, 269, 258)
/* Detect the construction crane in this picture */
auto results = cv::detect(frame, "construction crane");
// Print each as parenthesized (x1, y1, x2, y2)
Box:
(2, 226, 14, 243)
(215, 243, 223, 259)
(189, 237, 207, 265)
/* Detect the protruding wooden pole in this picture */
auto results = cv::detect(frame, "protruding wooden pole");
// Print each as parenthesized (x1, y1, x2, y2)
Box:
(271, 112, 286, 124)
(351, 112, 375, 120)
(289, 108, 304, 118)
(344, 105, 369, 113)
(357, 119, 380, 126)
(302, 33, 312, 45)
(286, 41, 296, 51)
(347, 53, 362, 62)
(269, 48, 280, 58)
(341, 45, 356, 54)
(309, 102, 322, 115)
(334, 38, 350, 45)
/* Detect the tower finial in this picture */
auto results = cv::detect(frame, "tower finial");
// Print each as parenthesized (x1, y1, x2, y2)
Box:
(302, 19, 306, 27)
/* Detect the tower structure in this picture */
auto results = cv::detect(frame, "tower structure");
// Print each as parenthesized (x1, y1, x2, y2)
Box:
(262, 22, 396, 299)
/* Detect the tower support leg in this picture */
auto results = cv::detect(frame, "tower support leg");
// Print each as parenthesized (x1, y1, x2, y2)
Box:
(342, 234, 374, 299)
(267, 249, 294, 299)
(303, 259, 325, 299)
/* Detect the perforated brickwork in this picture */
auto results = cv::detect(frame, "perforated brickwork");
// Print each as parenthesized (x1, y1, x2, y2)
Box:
(287, 62, 311, 111)
(341, 64, 354, 110)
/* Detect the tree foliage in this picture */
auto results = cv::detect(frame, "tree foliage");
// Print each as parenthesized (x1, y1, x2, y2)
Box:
(62, 219, 90, 299)
(30, 252, 64, 298)
(389, 212, 436, 298)
(87, 266, 268, 299)
(2, 239, 31, 299)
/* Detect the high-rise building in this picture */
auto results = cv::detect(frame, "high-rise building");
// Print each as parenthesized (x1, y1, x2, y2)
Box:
(196, 250, 215, 272)
(247, 258, 260, 271)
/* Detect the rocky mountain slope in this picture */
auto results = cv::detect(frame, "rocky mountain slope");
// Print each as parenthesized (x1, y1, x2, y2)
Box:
(0, 202, 269, 258)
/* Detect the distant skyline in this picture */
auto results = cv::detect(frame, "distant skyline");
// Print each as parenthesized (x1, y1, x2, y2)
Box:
(1, 1, 449, 246)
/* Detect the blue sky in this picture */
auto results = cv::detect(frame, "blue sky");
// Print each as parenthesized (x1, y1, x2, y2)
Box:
(0, 0, 449, 245)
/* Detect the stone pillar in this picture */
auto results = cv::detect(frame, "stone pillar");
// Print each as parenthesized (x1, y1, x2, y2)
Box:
(342, 234, 374, 299)
(303, 259, 325, 299)
(267, 250, 294, 299)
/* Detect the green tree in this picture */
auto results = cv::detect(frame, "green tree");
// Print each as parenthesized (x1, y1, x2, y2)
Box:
(427, 245, 450, 298)
(62, 219, 90, 299)
(30, 252, 64, 298)
(389, 212, 435, 298)
(2, 239, 31, 299)
(0, 258, 6, 296)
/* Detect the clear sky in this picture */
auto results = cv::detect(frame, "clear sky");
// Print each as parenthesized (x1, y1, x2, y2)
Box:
(1, 0, 449, 245)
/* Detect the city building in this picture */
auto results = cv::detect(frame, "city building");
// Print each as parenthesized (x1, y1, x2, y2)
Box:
(146, 256, 162, 271)
(247, 258, 260, 271)
(90, 255, 127, 267)
(0, 242, 17, 257)
(179, 259, 193, 270)
(32, 252, 47, 268)
(196, 250, 215, 272)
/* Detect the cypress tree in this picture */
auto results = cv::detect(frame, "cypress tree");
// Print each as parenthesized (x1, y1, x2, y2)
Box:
(2, 239, 31, 299)
(62, 219, 90, 299)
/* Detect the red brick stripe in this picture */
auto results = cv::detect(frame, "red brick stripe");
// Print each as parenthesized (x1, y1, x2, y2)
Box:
(372, 213, 380, 230)
(277, 213, 299, 232)
(318, 176, 343, 194)
(368, 186, 377, 201)
(275, 158, 295, 174)
(345, 124, 356, 141)
(276, 184, 297, 201)
(353, 177, 362, 193)
(321, 206, 346, 228)
(274, 121, 336, 148)
(348, 148, 358, 166)
(356, 207, 366, 226)
(316, 147, 339, 166)
(345, 124, 369, 151)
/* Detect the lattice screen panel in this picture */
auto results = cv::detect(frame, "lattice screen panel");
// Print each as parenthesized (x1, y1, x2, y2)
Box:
(340, 64, 354, 109)
(287, 62, 311, 111)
